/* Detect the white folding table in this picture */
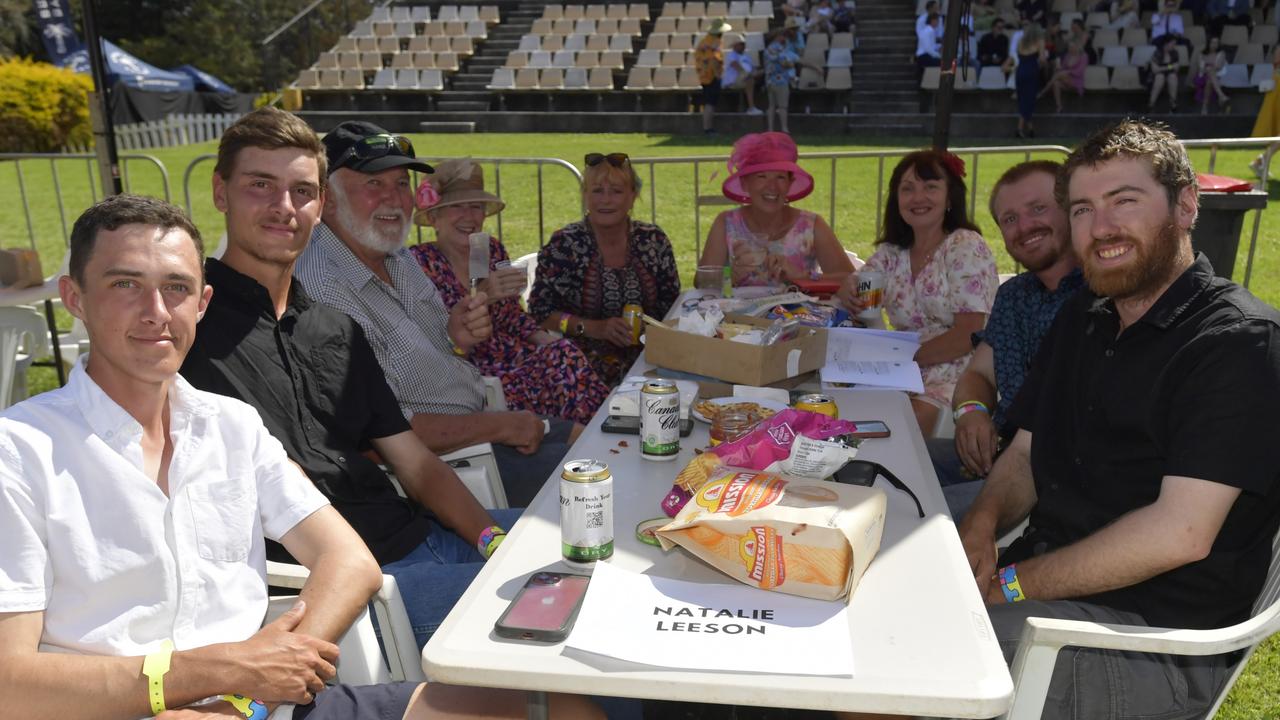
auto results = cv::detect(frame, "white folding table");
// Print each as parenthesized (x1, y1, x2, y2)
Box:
(423, 382, 1013, 718)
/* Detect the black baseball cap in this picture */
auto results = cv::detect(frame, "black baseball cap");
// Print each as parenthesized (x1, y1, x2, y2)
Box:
(322, 121, 434, 175)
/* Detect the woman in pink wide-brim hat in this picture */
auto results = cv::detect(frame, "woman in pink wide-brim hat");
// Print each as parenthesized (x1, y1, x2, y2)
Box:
(699, 132, 853, 287)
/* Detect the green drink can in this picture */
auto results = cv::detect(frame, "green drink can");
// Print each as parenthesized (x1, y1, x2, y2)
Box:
(559, 459, 614, 563)
(640, 379, 681, 461)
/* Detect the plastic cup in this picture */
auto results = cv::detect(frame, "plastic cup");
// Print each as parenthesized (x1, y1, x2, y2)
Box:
(695, 265, 725, 291)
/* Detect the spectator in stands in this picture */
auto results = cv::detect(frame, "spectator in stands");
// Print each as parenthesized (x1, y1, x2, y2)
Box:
(973, 0, 998, 32)
(1251, 45, 1280, 141)
(809, 0, 836, 34)
(1148, 33, 1181, 112)
(763, 27, 805, 133)
(184, 110, 525, 647)
(833, 0, 857, 33)
(1107, 0, 1140, 29)
(721, 32, 764, 115)
(978, 18, 1012, 67)
(836, 150, 998, 437)
(916, 11, 944, 69)
(529, 153, 680, 386)
(1039, 39, 1088, 111)
(700, 132, 853, 287)
(782, 0, 809, 20)
(695, 18, 732, 136)
(1017, 0, 1048, 25)
(917, 0, 939, 35)
(1206, 0, 1253, 38)
(1014, 23, 1047, 138)
(0, 193, 603, 720)
(410, 159, 610, 426)
(1193, 35, 1231, 114)
(1066, 18, 1096, 63)
(928, 160, 1082, 521)
(1151, 0, 1192, 50)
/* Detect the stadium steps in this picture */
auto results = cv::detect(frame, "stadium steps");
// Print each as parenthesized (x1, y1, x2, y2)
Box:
(839, 0, 929, 134)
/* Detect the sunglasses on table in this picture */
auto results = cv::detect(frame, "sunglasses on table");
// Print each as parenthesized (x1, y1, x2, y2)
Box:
(333, 133, 416, 171)
(584, 152, 631, 168)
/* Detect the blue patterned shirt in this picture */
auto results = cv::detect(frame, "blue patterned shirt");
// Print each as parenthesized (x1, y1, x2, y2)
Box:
(975, 267, 1084, 433)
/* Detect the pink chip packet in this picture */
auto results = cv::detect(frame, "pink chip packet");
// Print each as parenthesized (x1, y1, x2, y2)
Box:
(661, 409, 862, 516)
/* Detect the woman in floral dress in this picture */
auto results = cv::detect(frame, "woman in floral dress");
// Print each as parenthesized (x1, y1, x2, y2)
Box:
(528, 152, 682, 386)
(411, 158, 609, 425)
(837, 150, 998, 437)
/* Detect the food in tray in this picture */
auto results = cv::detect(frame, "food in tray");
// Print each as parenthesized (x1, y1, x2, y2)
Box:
(693, 399, 779, 423)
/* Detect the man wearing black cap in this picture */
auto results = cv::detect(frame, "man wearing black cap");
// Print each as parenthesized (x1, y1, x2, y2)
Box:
(295, 120, 577, 509)
(182, 107, 521, 651)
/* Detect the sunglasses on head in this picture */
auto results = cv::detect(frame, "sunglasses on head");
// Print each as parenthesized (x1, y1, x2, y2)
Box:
(333, 133, 415, 171)
(585, 152, 630, 169)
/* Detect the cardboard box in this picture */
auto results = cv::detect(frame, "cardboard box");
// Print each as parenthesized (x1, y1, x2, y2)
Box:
(644, 314, 827, 386)
(0, 248, 44, 289)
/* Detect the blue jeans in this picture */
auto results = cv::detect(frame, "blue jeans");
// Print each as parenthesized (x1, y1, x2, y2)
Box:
(493, 418, 575, 507)
(381, 507, 525, 650)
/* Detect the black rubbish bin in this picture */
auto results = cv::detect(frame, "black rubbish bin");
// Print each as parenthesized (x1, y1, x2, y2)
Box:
(1192, 189, 1269, 281)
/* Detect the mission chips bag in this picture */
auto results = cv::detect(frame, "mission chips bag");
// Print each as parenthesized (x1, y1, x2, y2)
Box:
(655, 468, 886, 602)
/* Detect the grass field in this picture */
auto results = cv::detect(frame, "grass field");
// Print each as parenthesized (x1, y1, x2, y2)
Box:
(2, 132, 1279, 718)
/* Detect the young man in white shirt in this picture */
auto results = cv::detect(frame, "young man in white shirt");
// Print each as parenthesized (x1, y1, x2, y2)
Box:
(720, 32, 763, 114)
(0, 193, 599, 719)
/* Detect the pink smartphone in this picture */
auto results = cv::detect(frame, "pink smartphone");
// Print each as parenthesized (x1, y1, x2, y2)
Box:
(494, 572, 592, 643)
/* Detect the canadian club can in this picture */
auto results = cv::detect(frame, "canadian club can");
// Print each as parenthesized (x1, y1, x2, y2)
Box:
(794, 393, 839, 418)
(560, 459, 614, 563)
(640, 379, 681, 461)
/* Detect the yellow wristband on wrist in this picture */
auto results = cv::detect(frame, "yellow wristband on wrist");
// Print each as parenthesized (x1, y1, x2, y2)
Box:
(142, 639, 174, 715)
(558, 313, 571, 334)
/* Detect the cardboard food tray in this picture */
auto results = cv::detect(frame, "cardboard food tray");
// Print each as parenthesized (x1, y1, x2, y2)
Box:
(644, 313, 827, 387)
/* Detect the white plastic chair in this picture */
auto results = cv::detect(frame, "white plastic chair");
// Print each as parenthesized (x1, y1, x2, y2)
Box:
(0, 306, 49, 409)
(1002, 526, 1280, 720)
(266, 564, 426, 684)
(438, 375, 509, 509)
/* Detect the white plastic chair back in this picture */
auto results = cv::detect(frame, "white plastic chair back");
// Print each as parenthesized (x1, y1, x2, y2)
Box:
(0, 306, 49, 409)
(264, 596, 390, 685)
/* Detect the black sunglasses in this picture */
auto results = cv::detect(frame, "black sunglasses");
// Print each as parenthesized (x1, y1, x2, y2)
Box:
(333, 133, 415, 171)
(833, 460, 926, 519)
(584, 152, 630, 168)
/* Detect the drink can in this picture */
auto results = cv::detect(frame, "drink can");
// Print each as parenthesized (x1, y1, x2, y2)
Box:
(560, 459, 613, 563)
(640, 379, 681, 461)
(855, 270, 886, 309)
(622, 303, 643, 345)
(794, 393, 839, 418)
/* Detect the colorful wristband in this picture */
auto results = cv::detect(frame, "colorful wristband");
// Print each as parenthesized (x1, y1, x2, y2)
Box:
(953, 400, 990, 422)
(998, 563, 1026, 603)
(558, 313, 571, 334)
(142, 639, 174, 716)
(222, 694, 270, 720)
(477, 525, 507, 559)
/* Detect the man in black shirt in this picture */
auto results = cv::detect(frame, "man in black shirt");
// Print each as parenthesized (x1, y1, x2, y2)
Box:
(181, 107, 520, 650)
(977, 18, 1011, 68)
(957, 120, 1280, 718)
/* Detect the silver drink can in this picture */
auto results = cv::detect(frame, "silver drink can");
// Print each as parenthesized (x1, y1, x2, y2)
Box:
(640, 379, 680, 461)
(559, 459, 614, 563)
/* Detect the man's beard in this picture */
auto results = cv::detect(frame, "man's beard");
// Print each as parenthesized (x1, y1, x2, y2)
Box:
(1082, 217, 1185, 301)
(330, 184, 410, 254)
(1009, 222, 1069, 273)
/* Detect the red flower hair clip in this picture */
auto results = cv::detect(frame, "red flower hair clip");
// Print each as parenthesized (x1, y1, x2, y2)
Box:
(941, 152, 966, 179)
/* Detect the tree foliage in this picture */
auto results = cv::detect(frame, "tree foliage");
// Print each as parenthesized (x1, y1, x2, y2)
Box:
(0, 0, 39, 58)
(0, 56, 93, 152)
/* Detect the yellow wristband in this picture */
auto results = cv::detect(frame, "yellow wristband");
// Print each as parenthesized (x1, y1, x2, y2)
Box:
(558, 313, 571, 334)
(451, 341, 467, 357)
(142, 639, 174, 715)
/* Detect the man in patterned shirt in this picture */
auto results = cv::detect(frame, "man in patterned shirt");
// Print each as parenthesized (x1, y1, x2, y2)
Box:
(296, 121, 577, 508)
(693, 18, 731, 135)
(927, 160, 1083, 519)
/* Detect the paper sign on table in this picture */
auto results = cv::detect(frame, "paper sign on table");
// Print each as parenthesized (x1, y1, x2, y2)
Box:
(821, 327, 924, 393)
(566, 561, 854, 677)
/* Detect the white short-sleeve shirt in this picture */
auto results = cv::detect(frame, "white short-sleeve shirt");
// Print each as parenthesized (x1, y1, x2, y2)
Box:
(0, 359, 329, 656)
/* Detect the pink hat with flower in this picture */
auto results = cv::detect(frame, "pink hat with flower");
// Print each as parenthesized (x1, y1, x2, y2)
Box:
(721, 132, 814, 204)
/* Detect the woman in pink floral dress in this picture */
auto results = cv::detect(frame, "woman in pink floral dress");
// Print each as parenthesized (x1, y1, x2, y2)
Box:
(837, 150, 998, 437)
(410, 159, 609, 425)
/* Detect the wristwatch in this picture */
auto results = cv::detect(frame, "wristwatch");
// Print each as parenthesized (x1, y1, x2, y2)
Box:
(574, 319, 586, 337)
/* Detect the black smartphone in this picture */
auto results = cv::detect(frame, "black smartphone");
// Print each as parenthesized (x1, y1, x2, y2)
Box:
(846, 421, 890, 439)
(601, 415, 695, 437)
(494, 571, 592, 643)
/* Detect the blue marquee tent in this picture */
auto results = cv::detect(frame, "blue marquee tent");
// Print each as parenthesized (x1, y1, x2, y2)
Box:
(60, 39, 195, 92)
(172, 64, 236, 94)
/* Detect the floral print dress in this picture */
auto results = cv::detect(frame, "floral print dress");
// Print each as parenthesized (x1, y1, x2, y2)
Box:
(528, 218, 682, 386)
(723, 207, 820, 286)
(410, 237, 610, 425)
(864, 228, 999, 406)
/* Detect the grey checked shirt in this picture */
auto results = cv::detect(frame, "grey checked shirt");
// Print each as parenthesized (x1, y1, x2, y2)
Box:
(296, 223, 486, 416)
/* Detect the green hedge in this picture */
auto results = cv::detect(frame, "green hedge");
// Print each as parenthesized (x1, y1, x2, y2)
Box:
(0, 57, 93, 153)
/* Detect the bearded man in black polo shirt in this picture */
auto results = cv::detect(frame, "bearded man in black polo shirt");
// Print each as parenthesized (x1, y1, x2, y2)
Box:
(956, 120, 1280, 719)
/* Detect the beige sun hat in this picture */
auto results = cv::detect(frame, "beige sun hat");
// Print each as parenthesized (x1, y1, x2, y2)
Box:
(722, 31, 746, 46)
(413, 158, 505, 226)
(707, 17, 732, 35)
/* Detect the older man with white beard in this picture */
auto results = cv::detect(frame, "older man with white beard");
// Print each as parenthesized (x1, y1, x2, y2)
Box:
(296, 122, 575, 508)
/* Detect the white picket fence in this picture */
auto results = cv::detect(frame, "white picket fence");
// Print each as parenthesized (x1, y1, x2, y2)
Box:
(65, 113, 245, 151)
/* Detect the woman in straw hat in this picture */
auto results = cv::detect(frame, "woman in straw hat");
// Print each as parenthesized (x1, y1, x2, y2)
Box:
(528, 152, 681, 385)
(411, 158, 610, 425)
(699, 132, 853, 287)
(837, 150, 998, 437)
